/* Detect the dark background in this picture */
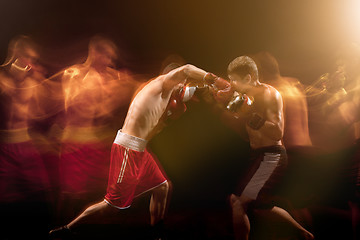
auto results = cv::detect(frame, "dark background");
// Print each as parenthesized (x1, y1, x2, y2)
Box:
(0, 0, 356, 80)
(0, 0, 358, 239)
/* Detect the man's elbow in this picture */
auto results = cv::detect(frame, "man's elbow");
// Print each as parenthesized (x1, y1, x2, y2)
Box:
(181, 64, 191, 74)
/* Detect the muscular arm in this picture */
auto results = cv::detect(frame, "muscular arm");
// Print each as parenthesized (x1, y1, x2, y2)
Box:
(183, 64, 208, 83)
(162, 64, 208, 95)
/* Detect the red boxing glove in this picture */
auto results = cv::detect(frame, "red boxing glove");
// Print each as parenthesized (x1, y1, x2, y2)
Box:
(213, 78, 234, 105)
(212, 77, 231, 90)
(167, 97, 187, 120)
(203, 72, 219, 85)
(179, 85, 197, 102)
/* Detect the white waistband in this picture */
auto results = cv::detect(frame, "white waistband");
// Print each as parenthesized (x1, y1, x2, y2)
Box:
(114, 130, 147, 152)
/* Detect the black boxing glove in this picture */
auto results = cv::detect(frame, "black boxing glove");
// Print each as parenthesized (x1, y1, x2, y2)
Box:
(247, 112, 265, 130)
(227, 92, 253, 113)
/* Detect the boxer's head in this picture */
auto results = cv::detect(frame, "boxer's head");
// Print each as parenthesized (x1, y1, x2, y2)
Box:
(3, 35, 42, 80)
(3, 35, 39, 70)
(227, 56, 259, 92)
(251, 51, 280, 82)
(87, 35, 118, 70)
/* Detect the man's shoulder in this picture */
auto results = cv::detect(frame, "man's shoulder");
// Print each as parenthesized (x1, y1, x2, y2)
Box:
(281, 76, 304, 89)
(63, 64, 87, 77)
(105, 67, 123, 78)
(260, 83, 281, 94)
(282, 76, 300, 84)
(133, 78, 159, 96)
(259, 83, 283, 105)
(0, 70, 15, 91)
(0, 69, 10, 82)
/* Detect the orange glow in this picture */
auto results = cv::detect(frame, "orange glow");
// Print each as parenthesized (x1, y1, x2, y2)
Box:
(0, 36, 52, 203)
(344, 0, 360, 42)
(252, 51, 313, 148)
(0, 36, 47, 132)
(61, 38, 138, 140)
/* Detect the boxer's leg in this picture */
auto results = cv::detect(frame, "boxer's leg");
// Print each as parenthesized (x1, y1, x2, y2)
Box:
(254, 206, 314, 240)
(49, 200, 116, 238)
(149, 181, 170, 225)
(230, 194, 253, 240)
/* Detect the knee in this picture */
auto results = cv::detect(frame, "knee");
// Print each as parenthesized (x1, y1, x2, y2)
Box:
(230, 194, 247, 213)
(230, 194, 241, 209)
(155, 181, 171, 195)
(161, 181, 171, 194)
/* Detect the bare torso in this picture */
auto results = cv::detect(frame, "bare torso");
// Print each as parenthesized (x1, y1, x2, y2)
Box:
(0, 70, 38, 130)
(0, 69, 42, 142)
(122, 75, 174, 140)
(61, 65, 137, 142)
(245, 83, 284, 149)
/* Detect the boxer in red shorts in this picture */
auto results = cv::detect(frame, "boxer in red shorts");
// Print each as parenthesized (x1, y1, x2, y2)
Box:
(49, 63, 210, 239)
(104, 130, 168, 209)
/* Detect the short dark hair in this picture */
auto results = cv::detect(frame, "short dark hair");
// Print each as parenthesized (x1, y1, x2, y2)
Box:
(227, 56, 259, 81)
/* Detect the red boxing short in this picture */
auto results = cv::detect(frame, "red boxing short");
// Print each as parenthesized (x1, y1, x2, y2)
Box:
(104, 130, 168, 209)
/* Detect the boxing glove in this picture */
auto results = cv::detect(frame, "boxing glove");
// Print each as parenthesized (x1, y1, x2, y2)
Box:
(167, 95, 187, 120)
(166, 84, 196, 119)
(212, 78, 234, 104)
(226, 92, 253, 113)
(179, 84, 197, 102)
(203, 72, 219, 86)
